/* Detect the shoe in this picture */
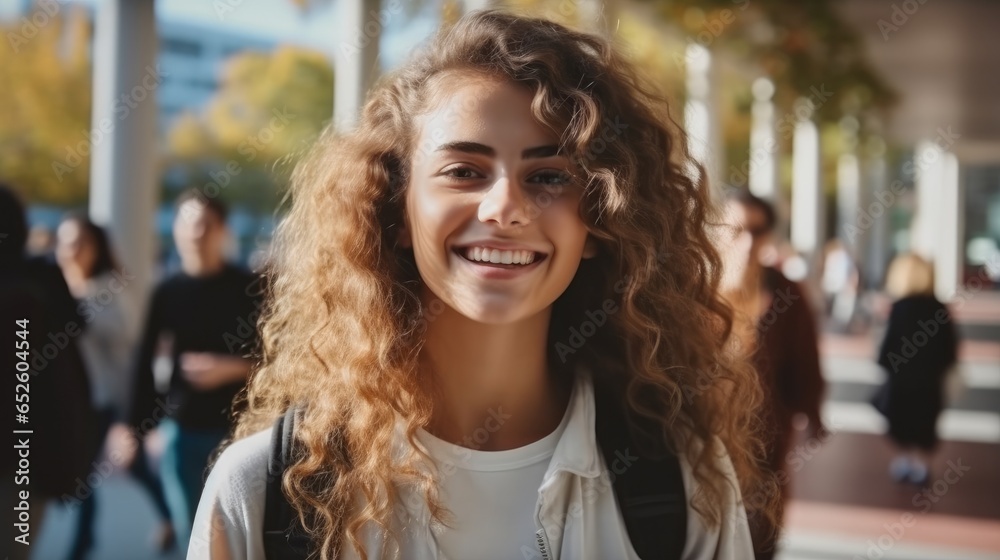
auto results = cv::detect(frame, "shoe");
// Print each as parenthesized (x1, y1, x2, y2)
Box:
(889, 456, 911, 483)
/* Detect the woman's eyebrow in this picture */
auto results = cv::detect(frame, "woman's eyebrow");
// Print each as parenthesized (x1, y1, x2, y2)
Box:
(433, 142, 563, 159)
(521, 145, 562, 159)
(435, 141, 495, 156)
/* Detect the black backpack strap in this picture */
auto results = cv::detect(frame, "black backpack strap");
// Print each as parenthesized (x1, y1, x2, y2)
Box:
(594, 386, 688, 560)
(263, 407, 312, 560)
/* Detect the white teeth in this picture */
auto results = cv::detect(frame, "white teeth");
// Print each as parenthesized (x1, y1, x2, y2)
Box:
(462, 247, 539, 265)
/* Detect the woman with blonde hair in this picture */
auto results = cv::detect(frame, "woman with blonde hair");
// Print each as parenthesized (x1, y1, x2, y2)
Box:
(190, 10, 778, 559)
(874, 253, 959, 485)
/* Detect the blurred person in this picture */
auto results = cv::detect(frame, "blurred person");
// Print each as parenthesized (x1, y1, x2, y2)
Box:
(55, 214, 177, 557)
(721, 189, 826, 560)
(821, 239, 861, 333)
(112, 190, 262, 550)
(189, 11, 781, 560)
(56, 215, 135, 419)
(872, 253, 958, 485)
(1, 186, 99, 560)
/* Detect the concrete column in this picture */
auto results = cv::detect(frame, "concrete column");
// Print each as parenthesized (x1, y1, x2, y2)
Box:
(864, 136, 890, 289)
(334, 0, 381, 132)
(937, 153, 963, 301)
(790, 98, 824, 270)
(837, 116, 861, 258)
(910, 140, 942, 259)
(684, 44, 724, 197)
(749, 78, 778, 201)
(88, 0, 159, 334)
(462, 0, 496, 12)
(577, 0, 614, 35)
(911, 142, 964, 301)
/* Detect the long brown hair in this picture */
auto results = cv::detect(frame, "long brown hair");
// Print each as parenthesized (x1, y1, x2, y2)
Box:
(233, 10, 777, 558)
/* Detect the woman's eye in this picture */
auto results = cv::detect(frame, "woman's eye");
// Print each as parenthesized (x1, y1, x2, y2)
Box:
(441, 166, 482, 180)
(527, 171, 572, 186)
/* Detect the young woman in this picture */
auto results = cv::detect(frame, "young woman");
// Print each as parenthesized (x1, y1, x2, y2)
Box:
(875, 253, 959, 485)
(190, 10, 777, 559)
(55, 215, 177, 556)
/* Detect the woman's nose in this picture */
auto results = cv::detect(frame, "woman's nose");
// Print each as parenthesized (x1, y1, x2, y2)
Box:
(477, 176, 531, 228)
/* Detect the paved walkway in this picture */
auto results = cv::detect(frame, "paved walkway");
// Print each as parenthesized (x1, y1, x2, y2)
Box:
(778, 290, 1000, 559)
(20, 291, 1000, 560)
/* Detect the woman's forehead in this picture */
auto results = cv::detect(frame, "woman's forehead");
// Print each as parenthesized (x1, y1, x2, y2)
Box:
(416, 73, 558, 148)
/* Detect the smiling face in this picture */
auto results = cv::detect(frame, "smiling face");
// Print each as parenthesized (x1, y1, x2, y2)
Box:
(403, 73, 594, 325)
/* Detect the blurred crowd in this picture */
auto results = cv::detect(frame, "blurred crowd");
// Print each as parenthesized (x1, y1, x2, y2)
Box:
(3, 185, 261, 559)
(1, 184, 967, 559)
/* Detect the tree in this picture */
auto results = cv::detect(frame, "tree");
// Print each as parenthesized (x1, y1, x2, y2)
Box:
(165, 46, 334, 212)
(0, 5, 92, 205)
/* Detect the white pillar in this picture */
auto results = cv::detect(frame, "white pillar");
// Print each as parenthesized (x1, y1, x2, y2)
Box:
(936, 153, 963, 301)
(911, 141, 944, 259)
(911, 142, 963, 301)
(462, 0, 492, 10)
(88, 0, 159, 334)
(836, 116, 861, 259)
(749, 78, 778, 201)
(334, 0, 381, 132)
(864, 136, 890, 289)
(577, 0, 614, 35)
(684, 44, 723, 195)
(791, 98, 824, 268)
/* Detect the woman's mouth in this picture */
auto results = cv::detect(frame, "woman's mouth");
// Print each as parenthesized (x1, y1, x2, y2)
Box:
(453, 246, 548, 269)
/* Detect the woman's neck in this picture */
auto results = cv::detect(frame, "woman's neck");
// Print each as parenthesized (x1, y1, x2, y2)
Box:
(420, 299, 570, 451)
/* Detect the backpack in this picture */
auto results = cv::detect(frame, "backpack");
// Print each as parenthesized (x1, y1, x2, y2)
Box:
(262, 388, 687, 559)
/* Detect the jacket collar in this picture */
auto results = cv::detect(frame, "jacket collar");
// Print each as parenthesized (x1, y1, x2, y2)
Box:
(540, 368, 605, 486)
(398, 367, 607, 525)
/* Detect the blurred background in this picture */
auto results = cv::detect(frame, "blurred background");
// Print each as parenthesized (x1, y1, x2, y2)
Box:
(1, 0, 998, 558)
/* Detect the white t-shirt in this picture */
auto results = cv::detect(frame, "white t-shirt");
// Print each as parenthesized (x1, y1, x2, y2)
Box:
(188, 373, 754, 559)
(417, 402, 571, 558)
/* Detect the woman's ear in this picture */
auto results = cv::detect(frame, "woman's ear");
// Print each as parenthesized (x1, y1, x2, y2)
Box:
(582, 236, 598, 259)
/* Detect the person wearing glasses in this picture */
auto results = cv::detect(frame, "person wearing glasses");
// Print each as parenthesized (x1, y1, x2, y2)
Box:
(721, 189, 826, 560)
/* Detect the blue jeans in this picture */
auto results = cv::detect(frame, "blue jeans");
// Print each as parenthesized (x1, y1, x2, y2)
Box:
(158, 420, 226, 549)
(69, 409, 174, 559)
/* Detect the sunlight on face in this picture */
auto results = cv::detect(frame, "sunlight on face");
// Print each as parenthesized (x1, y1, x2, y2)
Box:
(719, 200, 756, 292)
(56, 219, 96, 275)
(173, 199, 226, 269)
(404, 73, 593, 325)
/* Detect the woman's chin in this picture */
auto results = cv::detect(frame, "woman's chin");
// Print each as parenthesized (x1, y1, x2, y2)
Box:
(452, 300, 539, 326)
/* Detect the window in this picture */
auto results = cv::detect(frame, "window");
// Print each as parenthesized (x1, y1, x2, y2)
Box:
(161, 38, 203, 57)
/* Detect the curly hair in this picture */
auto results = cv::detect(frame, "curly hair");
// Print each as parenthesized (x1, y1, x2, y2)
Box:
(231, 9, 778, 559)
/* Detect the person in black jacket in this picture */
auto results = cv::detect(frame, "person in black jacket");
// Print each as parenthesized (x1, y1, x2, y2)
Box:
(1, 185, 99, 560)
(112, 190, 263, 550)
(875, 253, 959, 485)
